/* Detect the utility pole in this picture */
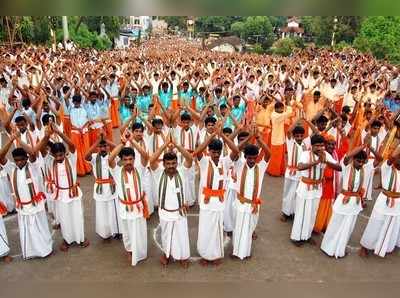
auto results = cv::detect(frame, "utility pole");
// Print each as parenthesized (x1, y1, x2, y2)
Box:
(331, 17, 338, 47)
(62, 16, 69, 47)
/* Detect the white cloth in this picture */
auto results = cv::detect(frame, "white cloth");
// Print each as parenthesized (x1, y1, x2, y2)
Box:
(0, 166, 14, 212)
(17, 210, 53, 259)
(223, 177, 236, 232)
(95, 199, 122, 239)
(160, 217, 190, 260)
(232, 211, 258, 259)
(320, 212, 357, 258)
(282, 178, 299, 216)
(197, 209, 224, 260)
(58, 198, 85, 245)
(0, 216, 10, 257)
(121, 217, 147, 266)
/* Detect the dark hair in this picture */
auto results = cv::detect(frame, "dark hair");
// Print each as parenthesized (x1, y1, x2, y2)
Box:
(238, 131, 250, 140)
(163, 151, 177, 161)
(222, 127, 233, 134)
(233, 95, 240, 101)
(131, 122, 144, 131)
(342, 105, 351, 114)
(21, 98, 31, 108)
(244, 144, 259, 156)
(219, 104, 228, 110)
(208, 139, 223, 151)
(371, 120, 382, 128)
(14, 116, 26, 124)
(41, 113, 55, 126)
(12, 148, 28, 159)
(275, 102, 284, 109)
(151, 118, 164, 127)
(72, 95, 82, 103)
(316, 115, 328, 124)
(51, 142, 66, 154)
(204, 116, 217, 126)
(311, 134, 325, 145)
(180, 113, 192, 121)
(118, 147, 135, 159)
(293, 126, 305, 135)
(354, 150, 367, 160)
(99, 140, 107, 146)
(313, 90, 321, 96)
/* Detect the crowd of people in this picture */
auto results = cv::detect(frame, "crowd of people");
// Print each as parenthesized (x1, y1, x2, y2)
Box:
(1, 37, 400, 268)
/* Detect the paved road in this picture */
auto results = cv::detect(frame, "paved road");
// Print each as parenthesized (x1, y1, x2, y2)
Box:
(1, 169, 399, 282)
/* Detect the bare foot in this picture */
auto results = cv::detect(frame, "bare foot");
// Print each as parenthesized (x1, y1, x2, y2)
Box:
(212, 259, 223, 266)
(160, 254, 169, 266)
(358, 247, 369, 258)
(59, 241, 69, 252)
(307, 238, 317, 246)
(80, 239, 90, 248)
(292, 240, 304, 247)
(180, 260, 189, 269)
(3, 255, 12, 263)
(229, 253, 239, 259)
(252, 232, 258, 241)
(127, 251, 132, 263)
(199, 258, 209, 267)
(280, 214, 288, 222)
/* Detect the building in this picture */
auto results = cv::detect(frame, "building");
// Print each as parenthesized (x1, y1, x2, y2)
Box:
(152, 19, 168, 36)
(114, 16, 152, 48)
(280, 17, 304, 39)
(205, 36, 244, 54)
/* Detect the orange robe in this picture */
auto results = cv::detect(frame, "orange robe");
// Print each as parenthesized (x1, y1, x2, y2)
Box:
(314, 151, 339, 233)
(71, 128, 92, 176)
(110, 98, 120, 128)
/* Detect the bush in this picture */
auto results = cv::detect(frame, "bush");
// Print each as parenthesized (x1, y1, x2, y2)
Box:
(334, 41, 351, 51)
(271, 38, 296, 57)
(291, 36, 305, 49)
(252, 43, 265, 54)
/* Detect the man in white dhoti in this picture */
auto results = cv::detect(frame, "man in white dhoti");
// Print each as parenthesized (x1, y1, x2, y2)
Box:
(0, 133, 53, 260)
(290, 134, 341, 246)
(85, 134, 123, 241)
(321, 145, 379, 258)
(359, 145, 400, 258)
(108, 140, 150, 266)
(0, 201, 12, 263)
(194, 129, 239, 266)
(361, 120, 387, 202)
(281, 123, 310, 221)
(231, 128, 270, 260)
(150, 133, 193, 268)
(173, 112, 198, 207)
(41, 124, 89, 251)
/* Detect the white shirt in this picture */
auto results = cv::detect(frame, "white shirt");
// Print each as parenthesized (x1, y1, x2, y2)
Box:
(198, 156, 232, 212)
(285, 137, 311, 180)
(110, 163, 147, 220)
(152, 165, 191, 221)
(233, 159, 268, 213)
(91, 153, 117, 201)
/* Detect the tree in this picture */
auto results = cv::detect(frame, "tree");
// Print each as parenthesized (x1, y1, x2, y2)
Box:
(159, 16, 187, 30)
(231, 21, 245, 38)
(271, 38, 296, 57)
(354, 16, 400, 63)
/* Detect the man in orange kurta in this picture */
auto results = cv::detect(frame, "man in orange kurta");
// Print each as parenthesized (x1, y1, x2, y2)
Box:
(314, 135, 339, 233)
(267, 102, 293, 177)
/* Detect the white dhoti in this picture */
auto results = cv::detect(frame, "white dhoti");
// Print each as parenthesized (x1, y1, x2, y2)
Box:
(0, 178, 14, 212)
(121, 217, 147, 266)
(320, 212, 358, 258)
(17, 210, 53, 259)
(224, 188, 236, 232)
(184, 165, 196, 207)
(290, 195, 320, 241)
(282, 178, 299, 216)
(143, 169, 154, 215)
(58, 198, 85, 245)
(360, 194, 400, 257)
(0, 216, 10, 257)
(232, 210, 258, 259)
(197, 209, 224, 260)
(46, 192, 60, 225)
(160, 217, 190, 260)
(365, 168, 375, 201)
(95, 198, 122, 239)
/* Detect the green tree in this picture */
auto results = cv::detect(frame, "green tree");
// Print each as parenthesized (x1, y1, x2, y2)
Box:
(160, 16, 187, 30)
(354, 16, 400, 63)
(230, 21, 245, 38)
(271, 38, 296, 57)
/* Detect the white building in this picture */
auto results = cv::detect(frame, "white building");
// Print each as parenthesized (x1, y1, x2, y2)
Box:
(280, 17, 304, 39)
